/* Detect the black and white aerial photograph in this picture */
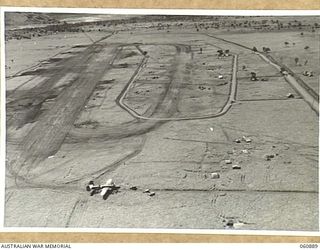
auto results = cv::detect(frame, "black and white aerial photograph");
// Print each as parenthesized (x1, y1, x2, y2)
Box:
(3, 10, 319, 231)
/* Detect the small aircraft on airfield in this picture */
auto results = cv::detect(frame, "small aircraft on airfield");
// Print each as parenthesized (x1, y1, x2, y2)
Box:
(86, 179, 119, 200)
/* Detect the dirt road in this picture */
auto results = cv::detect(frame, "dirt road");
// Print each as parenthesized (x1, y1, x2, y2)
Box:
(9, 36, 118, 181)
(5, 28, 318, 230)
(257, 53, 319, 114)
(117, 51, 238, 121)
(206, 33, 319, 115)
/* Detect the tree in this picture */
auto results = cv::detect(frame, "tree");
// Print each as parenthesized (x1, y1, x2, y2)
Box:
(250, 72, 257, 81)
(294, 57, 299, 65)
(263, 47, 271, 53)
(217, 49, 224, 57)
(284, 41, 289, 46)
(304, 46, 310, 50)
(252, 46, 258, 52)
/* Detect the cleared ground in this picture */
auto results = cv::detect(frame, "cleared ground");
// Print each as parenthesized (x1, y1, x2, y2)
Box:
(218, 31, 320, 95)
(4, 18, 319, 231)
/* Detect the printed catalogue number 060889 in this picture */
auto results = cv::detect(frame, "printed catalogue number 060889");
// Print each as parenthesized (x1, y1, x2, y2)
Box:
(300, 244, 318, 248)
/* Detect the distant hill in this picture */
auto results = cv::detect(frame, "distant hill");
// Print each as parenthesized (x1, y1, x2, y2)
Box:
(5, 12, 59, 27)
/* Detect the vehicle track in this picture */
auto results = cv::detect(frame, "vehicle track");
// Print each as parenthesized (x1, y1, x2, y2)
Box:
(6, 33, 116, 129)
(257, 53, 319, 114)
(8, 37, 118, 182)
(116, 54, 238, 121)
(67, 43, 188, 140)
(68, 43, 238, 142)
(205, 33, 319, 115)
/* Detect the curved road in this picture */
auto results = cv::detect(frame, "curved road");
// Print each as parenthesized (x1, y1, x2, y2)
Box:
(116, 53, 239, 121)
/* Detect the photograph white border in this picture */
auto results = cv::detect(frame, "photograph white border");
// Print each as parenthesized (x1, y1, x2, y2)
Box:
(0, 6, 319, 236)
